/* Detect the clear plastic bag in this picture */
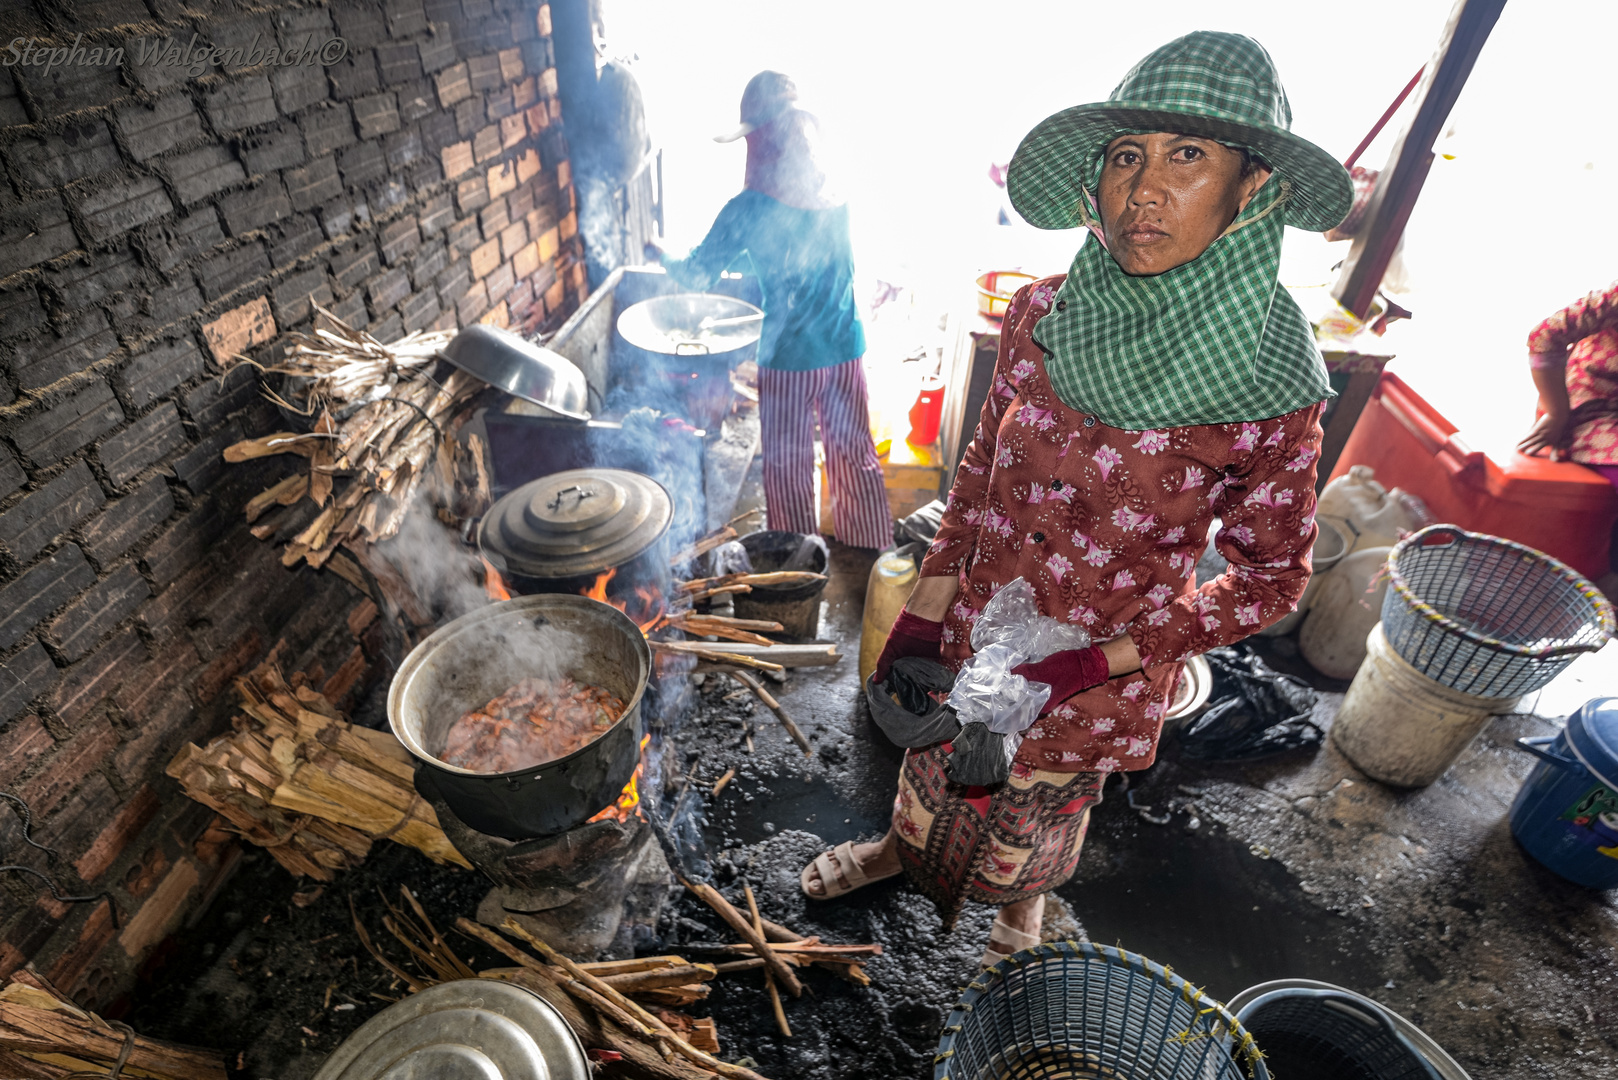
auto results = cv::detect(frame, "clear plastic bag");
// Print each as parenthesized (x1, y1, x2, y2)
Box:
(946, 578, 1093, 738)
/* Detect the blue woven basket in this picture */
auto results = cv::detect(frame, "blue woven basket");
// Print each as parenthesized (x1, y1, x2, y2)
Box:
(934, 942, 1267, 1080)
(1380, 526, 1614, 698)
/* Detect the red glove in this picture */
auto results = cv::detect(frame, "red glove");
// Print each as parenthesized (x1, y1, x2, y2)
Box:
(1013, 647, 1110, 714)
(874, 610, 943, 684)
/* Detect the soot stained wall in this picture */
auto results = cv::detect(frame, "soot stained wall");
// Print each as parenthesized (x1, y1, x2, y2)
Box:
(0, 0, 586, 1008)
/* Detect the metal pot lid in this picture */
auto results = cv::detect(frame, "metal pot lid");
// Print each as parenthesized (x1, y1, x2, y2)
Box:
(311, 979, 589, 1080)
(479, 468, 672, 580)
(1567, 697, 1618, 791)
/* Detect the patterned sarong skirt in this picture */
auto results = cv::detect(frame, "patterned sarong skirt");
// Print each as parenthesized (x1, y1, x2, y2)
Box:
(893, 744, 1102, 929)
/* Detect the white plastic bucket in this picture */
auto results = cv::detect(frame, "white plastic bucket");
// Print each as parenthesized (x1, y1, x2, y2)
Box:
(1331, 623, 1519, 787)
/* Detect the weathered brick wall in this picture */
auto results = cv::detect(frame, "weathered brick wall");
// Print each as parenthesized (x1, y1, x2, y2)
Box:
(0, 0, 585, 1007)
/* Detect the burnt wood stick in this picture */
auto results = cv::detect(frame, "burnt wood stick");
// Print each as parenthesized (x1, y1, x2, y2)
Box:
(730, 672, 811, 756)
(679, 880, 803, 998)
(495, 918, 768, 1080)
(600, 964, 718, 993)
(744, 883, 792, 1037)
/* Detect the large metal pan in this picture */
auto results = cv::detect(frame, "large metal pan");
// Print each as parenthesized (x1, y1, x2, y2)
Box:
(443, 324, 591, 420)
(388, 594, 650, 840)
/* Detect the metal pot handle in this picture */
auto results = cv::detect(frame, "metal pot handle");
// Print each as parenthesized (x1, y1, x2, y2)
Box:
(1516, 735, 1580, 770)
(674, 342, 711, 356)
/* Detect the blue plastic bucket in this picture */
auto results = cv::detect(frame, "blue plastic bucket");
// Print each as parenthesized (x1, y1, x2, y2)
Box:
(1509, 697, 1618, 889)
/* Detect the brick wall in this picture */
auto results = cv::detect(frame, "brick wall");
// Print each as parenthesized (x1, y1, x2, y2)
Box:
(0, 0, 587, 1007)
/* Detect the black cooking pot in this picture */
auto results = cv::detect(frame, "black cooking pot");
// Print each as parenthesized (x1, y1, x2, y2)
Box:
(387, 595, 651, 840)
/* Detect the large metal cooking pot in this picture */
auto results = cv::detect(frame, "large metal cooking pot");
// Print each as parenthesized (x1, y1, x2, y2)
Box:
(388, 595, 651, 840)
(443, 324, 591, 420)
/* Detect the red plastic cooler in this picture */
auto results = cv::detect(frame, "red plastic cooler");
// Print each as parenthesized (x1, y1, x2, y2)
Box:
(1328, 372, 1617, 580)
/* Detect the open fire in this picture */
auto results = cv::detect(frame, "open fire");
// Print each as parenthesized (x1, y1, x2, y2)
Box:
(587, 733, 652, 824)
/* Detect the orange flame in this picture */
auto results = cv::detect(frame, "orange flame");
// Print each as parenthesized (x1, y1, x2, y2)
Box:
(579, 568, 667, 634)
(588, 733, 652, 823)
(483, 558, 512, 602)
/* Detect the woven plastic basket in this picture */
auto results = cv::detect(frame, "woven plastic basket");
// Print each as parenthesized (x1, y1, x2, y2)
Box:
(1380, 525, 1614, 698)
(1233, 987, 1445, 1080)
(933, 942, 1267, 1080)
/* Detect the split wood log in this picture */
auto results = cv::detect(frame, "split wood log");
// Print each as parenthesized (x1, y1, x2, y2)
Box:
(653, 1011, 721, 1056)
(680, 881, 802, 998)
(672, 642, 841, 668)
(670, 624, 776, 648)
(600, 965, 718, 994)
(744, 884, 791, 1038)
(728, 672, 811, 756)
(166, 660, 469, 880)
(629, 985, 709, 1008)
(578, 956, 689, 978)
(649, 642, 784, 673)
(678, 571, 826, 593)
(691, 662, 786, 685)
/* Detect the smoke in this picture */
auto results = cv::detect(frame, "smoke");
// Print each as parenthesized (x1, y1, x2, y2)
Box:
(588, 397, 706, 559)
(380, 489, 491, 630)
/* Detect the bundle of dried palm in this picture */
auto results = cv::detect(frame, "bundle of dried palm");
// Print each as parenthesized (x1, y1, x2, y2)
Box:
(0, 968, 227, 1079)
(166, 661, 469, 881)
(222, 307, 492, 571)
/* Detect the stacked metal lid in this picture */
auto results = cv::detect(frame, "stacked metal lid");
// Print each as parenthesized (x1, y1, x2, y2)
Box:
(478, 467, 673, 581)
(312, 980, 589, 1080)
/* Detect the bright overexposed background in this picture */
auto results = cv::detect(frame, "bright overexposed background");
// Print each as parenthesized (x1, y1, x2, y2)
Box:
(610, 0, 1617, 460)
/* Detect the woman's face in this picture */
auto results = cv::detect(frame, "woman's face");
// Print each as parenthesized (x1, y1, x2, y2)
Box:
(1097, 133, 1273, 276)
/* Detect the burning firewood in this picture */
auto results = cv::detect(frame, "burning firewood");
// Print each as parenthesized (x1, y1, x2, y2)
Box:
(166, 661, 470, 881)
(0, 969, 227, 1079)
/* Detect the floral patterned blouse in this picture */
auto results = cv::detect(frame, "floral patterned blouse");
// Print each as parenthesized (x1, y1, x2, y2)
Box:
(920, 278, 1325, 774)
(1526, 279, 1618, 466)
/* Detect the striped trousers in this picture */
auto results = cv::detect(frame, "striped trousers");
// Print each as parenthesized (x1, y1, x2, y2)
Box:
(758, 359, 891, 550)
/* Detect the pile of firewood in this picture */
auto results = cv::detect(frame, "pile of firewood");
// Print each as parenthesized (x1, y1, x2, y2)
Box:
(0, 969, 227, 1079)
(222, 307, 492, 571)
(166, 661, 470, 881)
(353, 883, 881, 1079)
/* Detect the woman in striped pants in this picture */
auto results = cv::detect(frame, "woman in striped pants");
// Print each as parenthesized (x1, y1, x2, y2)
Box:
(655, 72, 890, 549)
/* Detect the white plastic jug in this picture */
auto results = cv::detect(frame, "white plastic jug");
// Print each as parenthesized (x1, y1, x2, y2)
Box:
(1298, 545, 1393, 679)
(1317, 465, 1431, 554)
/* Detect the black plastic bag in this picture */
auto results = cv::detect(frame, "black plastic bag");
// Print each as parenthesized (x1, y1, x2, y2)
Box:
(866, 657, 960, 748)
(945, 721, 1012, 786)
(1178, 646, 1323, 760)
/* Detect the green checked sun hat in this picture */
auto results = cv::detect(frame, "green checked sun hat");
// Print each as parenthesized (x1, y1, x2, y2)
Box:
(1008, 32, 1352, 233)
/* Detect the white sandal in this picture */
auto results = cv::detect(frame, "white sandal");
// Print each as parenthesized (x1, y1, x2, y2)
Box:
(800, 840, 901, 900)
(979, 916, 1041, 969)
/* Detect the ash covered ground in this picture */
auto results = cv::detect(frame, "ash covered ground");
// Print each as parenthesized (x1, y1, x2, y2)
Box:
(132, 541, 1617, 1078)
